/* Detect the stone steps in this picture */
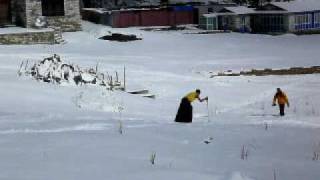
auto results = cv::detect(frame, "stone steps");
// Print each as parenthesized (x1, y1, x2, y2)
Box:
(54, 32, 66, 44)
(49, 26, 66, 44)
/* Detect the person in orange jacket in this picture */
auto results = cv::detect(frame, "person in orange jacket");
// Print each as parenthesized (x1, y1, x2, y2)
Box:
(273, 88, 290, 116)
(175, 89, 208, 123)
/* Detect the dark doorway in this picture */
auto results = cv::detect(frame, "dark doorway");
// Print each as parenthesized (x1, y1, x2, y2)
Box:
(42, 0, 65, 16)
(193, 8, 199, 24)
(0, 0, 11, 25)
(82, 0, 92, 8)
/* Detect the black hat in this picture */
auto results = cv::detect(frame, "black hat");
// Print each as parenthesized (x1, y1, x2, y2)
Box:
(196, 89, 201, 94)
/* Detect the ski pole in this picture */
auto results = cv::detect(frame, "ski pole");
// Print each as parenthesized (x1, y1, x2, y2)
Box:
(206, 99, 210, 122)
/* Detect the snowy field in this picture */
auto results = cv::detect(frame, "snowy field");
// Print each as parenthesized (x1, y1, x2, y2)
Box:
(0, 21, 320, 180)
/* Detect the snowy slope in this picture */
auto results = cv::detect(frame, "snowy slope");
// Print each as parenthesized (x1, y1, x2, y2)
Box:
(0, 21, 319, 180)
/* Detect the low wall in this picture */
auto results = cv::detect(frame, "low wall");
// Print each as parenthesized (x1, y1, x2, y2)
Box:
(212, 66, 320, 77)
(46, 16, 82, 32)
(0, 30, 55, 45)
(82, 8, 194, 28)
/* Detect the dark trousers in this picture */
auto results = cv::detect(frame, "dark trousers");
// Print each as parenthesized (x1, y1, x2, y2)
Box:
(279, 104, 285, 116)
(175, 98, 193, 123)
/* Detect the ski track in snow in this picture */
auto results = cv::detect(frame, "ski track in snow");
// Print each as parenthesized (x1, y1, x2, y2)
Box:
(0, 123, 113, 134)
(0, 121, 160, 134)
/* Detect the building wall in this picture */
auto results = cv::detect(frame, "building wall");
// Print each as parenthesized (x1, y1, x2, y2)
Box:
(110, 8, 194, 28)
(23, 0, 81, 31)
(60, 0, 82, 31)
(112, 11, 140, 28)
(25, 0, 42, 28)
(175, 10, 194, 25)
(140, 10, 171, 26)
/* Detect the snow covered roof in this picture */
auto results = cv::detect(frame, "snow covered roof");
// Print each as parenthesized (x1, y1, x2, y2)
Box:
(82, 8, 106, 14)
(168, 0, 234, 5)
(252, 10, 289, 15)
(202, 13, 217, 17)
(120, 0, 160, 7)
(270, 0, 320, 13)
(222, 6, 255, 15)
(82, 7, 164, 14)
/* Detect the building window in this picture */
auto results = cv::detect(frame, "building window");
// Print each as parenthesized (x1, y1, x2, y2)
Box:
(42, 0, 65, 16)
(295, 13, 312, 30)
(315, 12, 320, 28)
(261, 15, 284, 32)
(241, 16, 246, 26)
(208, 8, 213, 13)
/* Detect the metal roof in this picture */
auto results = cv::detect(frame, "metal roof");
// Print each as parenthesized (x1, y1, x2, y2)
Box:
(223, 6, 255, 15)
(270, 0, 320, 13)
(202, 13, 217, 17)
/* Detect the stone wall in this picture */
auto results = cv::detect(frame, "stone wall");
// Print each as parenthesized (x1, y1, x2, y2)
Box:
(25, 0, 42, 28)
(0, 31, 55, 45)
(24, 0, 81, 32)
(46, 16, 82, 32)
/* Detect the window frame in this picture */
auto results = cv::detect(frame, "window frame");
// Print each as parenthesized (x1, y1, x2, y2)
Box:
(315, 13, 319, 23)
(294, 13, 313, 30)
(42, 0, 65, 17)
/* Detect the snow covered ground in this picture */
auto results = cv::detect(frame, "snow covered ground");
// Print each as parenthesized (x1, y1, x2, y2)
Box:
(0, 21, 320, 180)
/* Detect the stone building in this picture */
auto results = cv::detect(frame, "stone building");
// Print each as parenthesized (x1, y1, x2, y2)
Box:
(0, 0, 81, 31)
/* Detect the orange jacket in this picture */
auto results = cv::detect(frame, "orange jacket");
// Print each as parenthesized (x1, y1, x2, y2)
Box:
(273, 91, 289, 105)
